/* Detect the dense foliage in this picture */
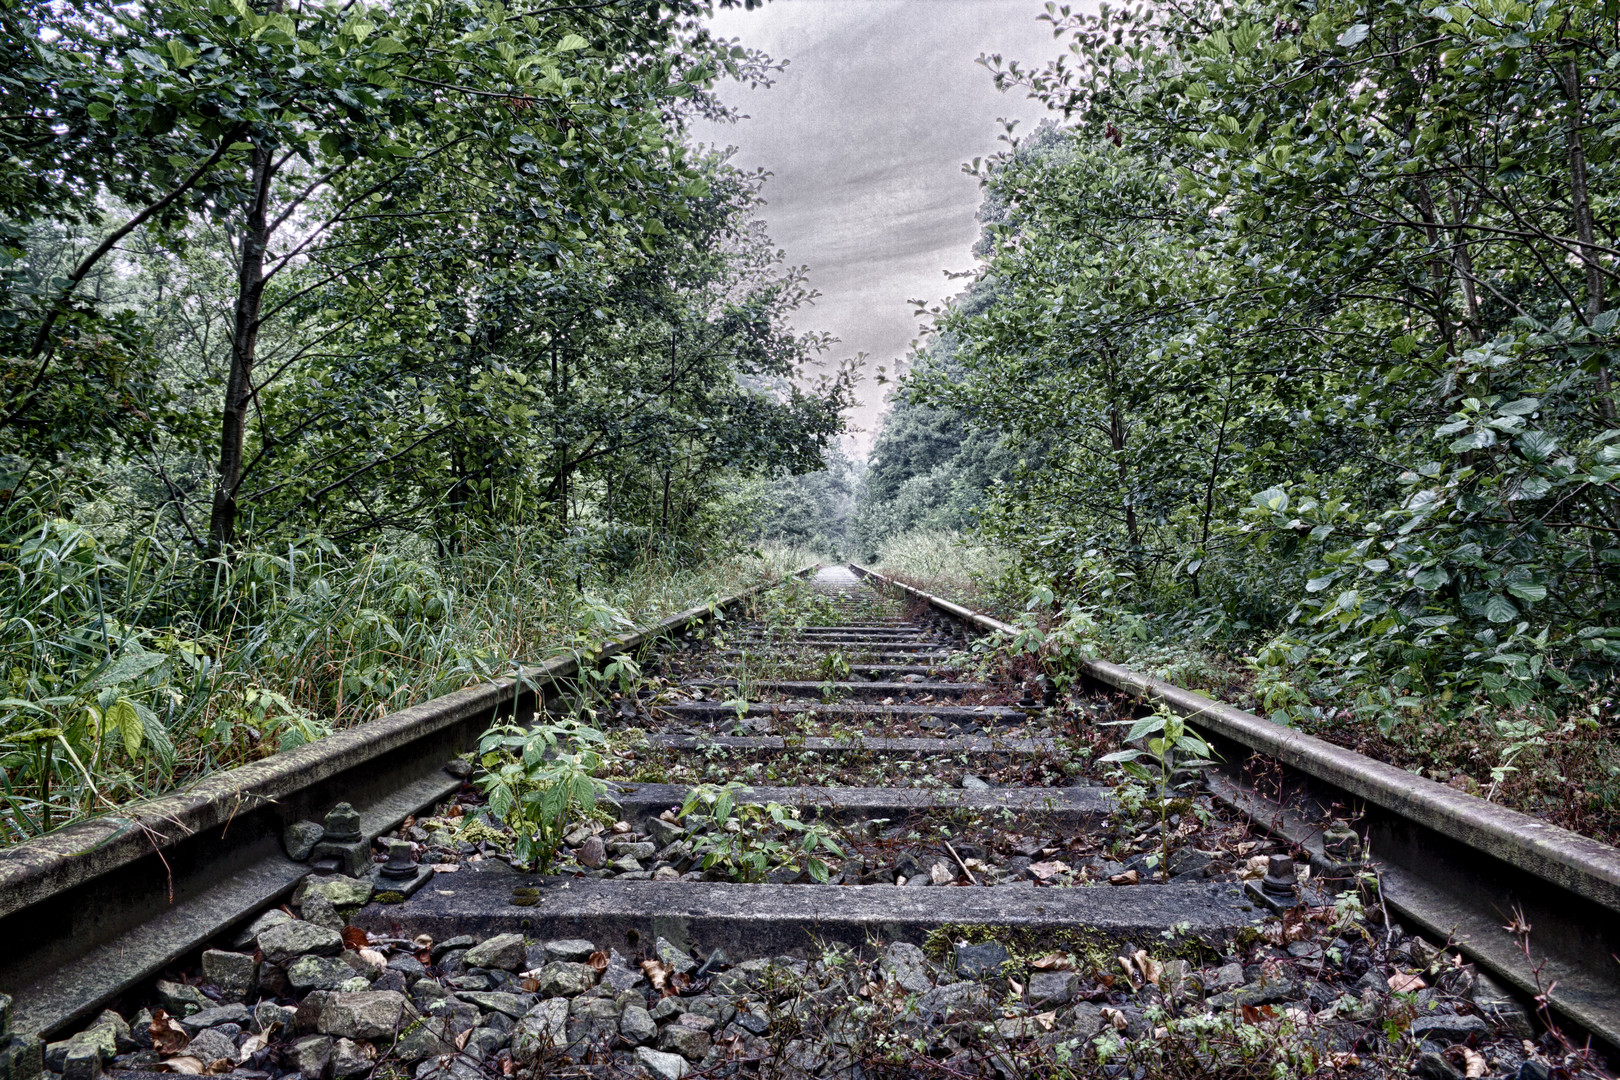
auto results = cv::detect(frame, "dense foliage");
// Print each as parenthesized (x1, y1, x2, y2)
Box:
(866, 0, 1620, 823)
(0, 0, 845, 838)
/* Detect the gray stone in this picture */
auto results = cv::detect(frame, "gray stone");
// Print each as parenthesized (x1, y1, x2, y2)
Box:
(300, 892, 347, 932)
(330, 1037, 375, 1079)
(577, 835, 607, 868)
(1210, 977, 1302, 1009)
(413, 1058, 482, 1080)
(155, 980, 210, 1017)
(290, 1035, 333, 1080)
(234, 908, 294, 949)
(649, 998, 686, 1023)
(1028, 971, 1078, 1008)
(608, 855, 643, 874)
(961, 775, 991, 791)
(1473, 975, 1534, 1038)
(92, 1012, 131, 1053)
(456, 991, 530, 1018)
(201, 950, 259, 1003)
(285, 821, 326, 861)
(569, 997, 621, 1021)
(1410, 1014, 1490, 1043)
(954, 942, 1009, 979)
(181, 1004, 251, 1032)
(1069, 1002, 1106, 1036)
(658, 1025, 710, 1061)
(879, 942, 932, 994)
(185, 1029, 238, 1066)
(534, 962, 598, 997)
(288, 955, 356, 992)
(636, 1046, 690, 1080)
(254, 1003, 298, 1033)
(391, 1018, 453, 1063)
(1415, 1051, 1463, 1080)
(608, 840, 656, 860)
(301, 876, 374, 910)
(460, 1027, 505, 1061)
(59, 1043, 100, 1080)
(318, 992, 415, 1041)
(388, 954, 429, 980)
(916, 982, 991, 1021)
(647, 818, 683, 846)
(620, 1005, 657, 1045)
(259, 920, 344, 964)
(1212, 962, 1245, 990)
(511, 999, 569, 1064)
(464, 933, 526, 972)
(655, 937, 696, 974)
(543, 939, 598, 962)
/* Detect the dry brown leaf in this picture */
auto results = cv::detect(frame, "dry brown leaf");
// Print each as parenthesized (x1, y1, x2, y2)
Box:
(1330, 1052, 1362, 1069)
(413, 934, 434, 951)
(1242, 855, 1271, 880)
(611, 820, 631, 834)
(447, 805, 465, 818)
(641, 959, 670, 991)
(430, 863, 459, 873)
(588, 951, 610, 972)
(155, 1057, 206, 1075)
(1133, 950, 1162, 989)
(237, 1023, 278, 1063)
(1108, 870, 1139, 886)
(204, 1059, 234, 1074)
(1100, 1007, 1129, 1031)
(1387, 972, 1426, 993)
(1008, 978, 1024, 998)
(1033, 1011, 1056, 1032)
(359, 947, 388, 971)
(149, 1010, 190, 1055)
(1116, 956, 1142, 989)
(1029, 953, 1072, 971)
(1027, 860, 1070, 880)
(519, 977, 541, 993)
(1460, 1048, 1487, 1078)
(455, 1028, 472, 1051)
(670, 971, 692, 994)
(341, 927, 369, 951)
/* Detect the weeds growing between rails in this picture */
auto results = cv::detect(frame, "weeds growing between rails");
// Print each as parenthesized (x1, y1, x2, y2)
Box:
(0, 495, 802, 845)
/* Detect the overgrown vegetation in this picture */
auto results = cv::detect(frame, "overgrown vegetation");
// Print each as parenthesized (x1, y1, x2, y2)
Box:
(0, 0, 849, 841)
(849, 0, 1620, 842)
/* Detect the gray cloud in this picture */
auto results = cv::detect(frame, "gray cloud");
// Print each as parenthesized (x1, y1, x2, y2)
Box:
(687, 0, 1071, 454)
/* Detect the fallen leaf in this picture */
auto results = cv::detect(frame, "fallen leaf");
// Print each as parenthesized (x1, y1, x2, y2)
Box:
(1133, 950, 1162, 989)
(149, 1010, 189, 1055)
(359, 947, 388, 970)
(431, 863, 459, 873)
(205, 1059, 234, 1074)
(1330, 1052, 1361, 1069)
(670, 971, 692, 994)
(1108, 870, 1139, 886)
(1028, 860, 1071, 880)
(588, 950, 610, 972)
(519, 978, 541, 993)
(1460, 1047, 1487, 1078)
(1388, 972, 1426, 993)
(447, 805, 464, 818)
(1116, 956, 1142, 989)
(1033, 1011, 1056, 1032)
(341, 927, 369, 951)
(929, 862, 955, 886)
(1100, 1007, 1129, 1030)
(155, 1057, 205, 1075)
(1242, 855, 1271, 880)
(1008, 978, 1024, 998)
(641, 959, 670, 991)
(455, 1028, 472, 1051)
(1029, 953, 1072, 971)
(237, 1023, 278, 1063)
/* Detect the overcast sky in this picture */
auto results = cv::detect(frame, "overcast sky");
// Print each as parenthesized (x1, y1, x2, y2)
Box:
(687, 0, 1073, 456)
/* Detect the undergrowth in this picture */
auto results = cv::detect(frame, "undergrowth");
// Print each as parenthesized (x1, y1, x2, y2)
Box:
(0, 498, 802, 844)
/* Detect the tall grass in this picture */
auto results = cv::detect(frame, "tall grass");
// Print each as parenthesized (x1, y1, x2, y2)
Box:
(0, 506, 799, 844)
(869, 529, 1013, 616)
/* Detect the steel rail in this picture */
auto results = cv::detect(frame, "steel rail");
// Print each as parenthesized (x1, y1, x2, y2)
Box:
(0, 570, 807, 1046)
(848, 562, 1620, 1049)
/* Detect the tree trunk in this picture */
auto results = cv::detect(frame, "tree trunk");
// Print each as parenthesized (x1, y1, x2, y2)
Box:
(1563, 52, 1614, 420)
(208, 142, 276, 553)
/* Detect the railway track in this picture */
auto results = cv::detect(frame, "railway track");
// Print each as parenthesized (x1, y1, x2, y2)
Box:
(2, 566, 1617, 1080)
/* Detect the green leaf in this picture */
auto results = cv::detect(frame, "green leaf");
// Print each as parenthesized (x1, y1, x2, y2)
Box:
(557, 33, 588, 51)
(1505, 582, 1546, 603)
(1337, 23, 1370, 47)
(88, 651, 167, 691)
(107, 699, 142, 757)
(1484, 595, 1519, 623)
